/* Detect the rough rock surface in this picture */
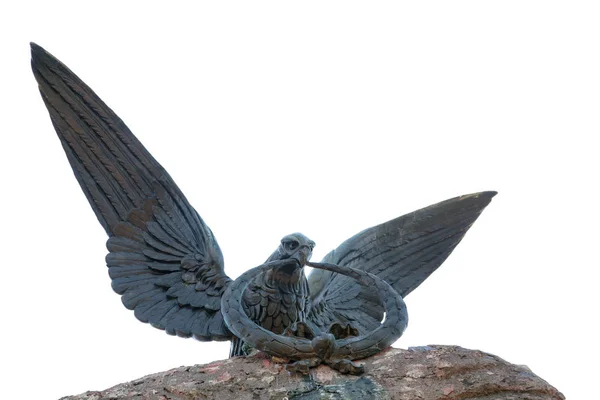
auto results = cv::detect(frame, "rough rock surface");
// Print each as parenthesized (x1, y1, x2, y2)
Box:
(61, 345, 564, 400)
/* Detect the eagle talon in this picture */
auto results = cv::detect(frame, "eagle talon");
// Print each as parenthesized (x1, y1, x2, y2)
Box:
(327, 359, 365, 375)
(282, 321, 316, 339)
(285, 359, 321, 374)
(328, 322, 359, 339)
(241, 342, 259, 356)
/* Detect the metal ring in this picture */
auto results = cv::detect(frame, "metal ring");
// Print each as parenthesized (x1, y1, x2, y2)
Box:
(221, 260, 408, 363)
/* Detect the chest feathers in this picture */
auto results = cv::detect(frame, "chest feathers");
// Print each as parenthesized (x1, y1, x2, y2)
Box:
(242, 267, 310, 334)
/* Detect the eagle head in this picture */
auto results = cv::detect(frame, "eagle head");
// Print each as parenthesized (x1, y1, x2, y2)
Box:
(266, 233, 315, 272)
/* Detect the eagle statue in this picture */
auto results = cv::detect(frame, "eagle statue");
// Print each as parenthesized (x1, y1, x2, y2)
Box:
(30, 43, 496, 372)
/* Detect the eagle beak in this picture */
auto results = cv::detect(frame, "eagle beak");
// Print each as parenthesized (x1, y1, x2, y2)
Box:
(290, 245, 312, 267)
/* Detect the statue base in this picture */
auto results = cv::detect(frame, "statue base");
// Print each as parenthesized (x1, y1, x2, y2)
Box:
(60, 345, 564, 400)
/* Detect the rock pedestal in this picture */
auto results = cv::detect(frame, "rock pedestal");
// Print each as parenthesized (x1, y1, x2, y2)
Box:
(61, 345, 564, 400)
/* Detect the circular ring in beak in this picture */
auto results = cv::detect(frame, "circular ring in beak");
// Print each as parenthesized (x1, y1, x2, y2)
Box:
(221, 259, 408, 368)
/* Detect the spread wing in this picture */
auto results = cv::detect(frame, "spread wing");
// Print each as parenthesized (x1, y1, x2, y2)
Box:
(31, 43, 232, 341)
(307, 191, 496, 334)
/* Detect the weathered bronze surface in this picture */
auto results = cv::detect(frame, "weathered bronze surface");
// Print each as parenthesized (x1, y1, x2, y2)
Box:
(31, 43, 496, 374)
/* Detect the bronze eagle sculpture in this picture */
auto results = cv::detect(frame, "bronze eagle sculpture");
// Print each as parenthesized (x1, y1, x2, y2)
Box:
(31, 43, 496, 373)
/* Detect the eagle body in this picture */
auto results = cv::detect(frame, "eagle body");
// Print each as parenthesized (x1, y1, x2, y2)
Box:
(232, 233, 315, 355)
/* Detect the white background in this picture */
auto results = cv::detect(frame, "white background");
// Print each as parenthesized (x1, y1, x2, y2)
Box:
(1, 2, 598, 399)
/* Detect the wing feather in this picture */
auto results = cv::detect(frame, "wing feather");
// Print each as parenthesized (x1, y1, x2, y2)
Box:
(32, 43, 232, 341)
(307, 191, 496, 333)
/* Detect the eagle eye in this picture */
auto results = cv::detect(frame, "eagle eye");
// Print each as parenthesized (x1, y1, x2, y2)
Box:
(285, 240, 300, 251)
